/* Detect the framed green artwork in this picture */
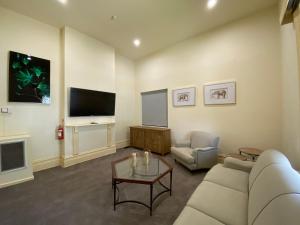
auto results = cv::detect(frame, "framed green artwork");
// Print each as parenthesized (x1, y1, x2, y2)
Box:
(9, 51, 50, 104)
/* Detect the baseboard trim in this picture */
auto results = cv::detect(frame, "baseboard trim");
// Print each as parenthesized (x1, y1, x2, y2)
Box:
(0, 176, 34, 189)
(33, 157, 61, 172)
(61, 145, 116, 168)
(116, 139, 130, 149)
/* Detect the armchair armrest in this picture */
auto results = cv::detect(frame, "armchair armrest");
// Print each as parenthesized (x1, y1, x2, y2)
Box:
(224, 157, 254, 173)
(174, 140, 191, 148)
(193, 146, 216, 152)
(193, 146, 218, 168)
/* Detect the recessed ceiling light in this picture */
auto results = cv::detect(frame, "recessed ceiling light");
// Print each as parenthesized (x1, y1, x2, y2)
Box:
(133, 39, 141, 47)
(57, 0, 68, 5)
(111, 15, 117, 21)
(207, 0, 218, 9)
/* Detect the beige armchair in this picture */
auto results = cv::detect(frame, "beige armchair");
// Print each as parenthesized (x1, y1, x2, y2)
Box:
(171, 131, 220, 171)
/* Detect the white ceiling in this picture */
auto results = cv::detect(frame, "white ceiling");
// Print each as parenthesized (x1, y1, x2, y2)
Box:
(0, 0, 278, 60)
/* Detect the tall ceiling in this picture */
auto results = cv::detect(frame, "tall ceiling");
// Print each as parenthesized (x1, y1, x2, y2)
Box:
(0, 0, 278, 60)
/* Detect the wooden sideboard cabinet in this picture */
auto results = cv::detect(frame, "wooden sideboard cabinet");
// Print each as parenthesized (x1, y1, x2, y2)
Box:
(130, 126, 171, 155)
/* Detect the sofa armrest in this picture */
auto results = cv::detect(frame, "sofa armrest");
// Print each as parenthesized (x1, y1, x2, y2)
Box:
(174, 140, 191, 148)
(224, 157, 254, 173)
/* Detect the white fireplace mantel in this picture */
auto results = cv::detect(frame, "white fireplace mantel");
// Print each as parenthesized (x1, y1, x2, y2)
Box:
(61, 122, 116, 167)
(0, 134, 33, 189)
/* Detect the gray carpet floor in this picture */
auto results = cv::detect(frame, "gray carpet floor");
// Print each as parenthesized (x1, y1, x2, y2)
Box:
(0, 148, 207, 225)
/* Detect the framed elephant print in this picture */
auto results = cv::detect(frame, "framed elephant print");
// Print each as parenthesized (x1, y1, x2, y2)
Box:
(204, 81, 236, 105)
(172, 87, 196, 107)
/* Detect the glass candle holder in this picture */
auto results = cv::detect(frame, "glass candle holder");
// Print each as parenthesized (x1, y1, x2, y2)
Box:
(132, 152, 137, 168)
(144, 151, 149, 165)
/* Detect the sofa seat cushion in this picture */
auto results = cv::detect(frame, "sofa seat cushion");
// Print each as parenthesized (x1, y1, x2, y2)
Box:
(171, 147, 195, 164)
(173, 206, 225, 225)
(204, 164, 249, 193)
(187, 181, 248, 225)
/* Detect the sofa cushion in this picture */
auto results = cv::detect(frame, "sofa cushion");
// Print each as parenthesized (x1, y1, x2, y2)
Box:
(187, 181, 248, 225)
(173, 206, 225, 225)
(171, 147, 195, 164)
(204, 164, 249, 193)
(249, 149, 291, 191)
(248, 164, 300, 225)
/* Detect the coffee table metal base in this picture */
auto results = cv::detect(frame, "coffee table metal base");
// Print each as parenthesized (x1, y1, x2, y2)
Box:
(113, 171, 172, 216)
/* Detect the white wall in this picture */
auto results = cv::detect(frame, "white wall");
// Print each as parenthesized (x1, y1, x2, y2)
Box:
(281, 23, 300, 170)
(61, 27, 142, 158)
(0, 7, 136, 168)
(0, 6, 61, 161)
(115, 54, 137, 146)
(136, 7, 282, 154)
(63, 26, 116, 125)
(62, 27, 117, 157)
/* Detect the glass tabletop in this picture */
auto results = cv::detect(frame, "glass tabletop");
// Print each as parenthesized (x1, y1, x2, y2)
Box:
(112, 154, 172, 183)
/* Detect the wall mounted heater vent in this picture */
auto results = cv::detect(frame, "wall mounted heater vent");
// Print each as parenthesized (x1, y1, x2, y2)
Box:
(0, 141, 25, 172)
(0, 135, 33, 189)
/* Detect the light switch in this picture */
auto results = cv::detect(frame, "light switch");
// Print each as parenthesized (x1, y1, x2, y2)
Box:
(1, 107, 11, 114)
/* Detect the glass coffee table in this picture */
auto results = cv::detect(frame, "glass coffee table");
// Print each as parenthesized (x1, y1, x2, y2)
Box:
(111, 154, 173, 216)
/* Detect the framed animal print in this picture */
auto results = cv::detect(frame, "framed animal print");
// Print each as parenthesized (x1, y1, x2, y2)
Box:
(172, 87, 196, 107)
(204, 81, 236, 105)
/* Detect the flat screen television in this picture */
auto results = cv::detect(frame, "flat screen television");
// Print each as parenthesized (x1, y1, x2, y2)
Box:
(69, 87, 116, 117)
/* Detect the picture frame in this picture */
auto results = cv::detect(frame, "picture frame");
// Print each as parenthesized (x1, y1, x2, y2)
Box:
(9, 51, 51, 104)
(172, 87, 196, 107)
(204, 81, 236, 105)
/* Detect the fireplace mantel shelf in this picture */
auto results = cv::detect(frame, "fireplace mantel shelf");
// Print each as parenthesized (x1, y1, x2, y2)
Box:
(0, 134, 30, 142)
(65, 122, 115, 128)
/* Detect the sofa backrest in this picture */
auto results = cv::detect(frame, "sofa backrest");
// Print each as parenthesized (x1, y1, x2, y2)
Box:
(248, 150, 300, 225)
(248, 149, 291, 191)
(190, 131, 219, 149)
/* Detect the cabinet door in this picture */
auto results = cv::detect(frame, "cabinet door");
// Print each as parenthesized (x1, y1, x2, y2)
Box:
(130, 128, 144, 149)
(144, 130, 163, 154)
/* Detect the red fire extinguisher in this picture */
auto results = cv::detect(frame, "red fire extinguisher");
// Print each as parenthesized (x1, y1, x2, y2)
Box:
(57, 125, 64, 140)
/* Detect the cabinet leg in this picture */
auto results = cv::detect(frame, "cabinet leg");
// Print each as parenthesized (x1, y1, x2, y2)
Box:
(170, 170, 173, 196)
(113, 180, 116, 211)
(150, 184, 153, 216)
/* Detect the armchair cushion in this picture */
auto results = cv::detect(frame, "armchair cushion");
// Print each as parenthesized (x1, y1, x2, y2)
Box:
(171, 147, 195, 164)
(174, 140, 191, 148)
(193, 146, 216, 152)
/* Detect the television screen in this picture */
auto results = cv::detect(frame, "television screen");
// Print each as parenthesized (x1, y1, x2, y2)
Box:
(69, 87, 116, 117)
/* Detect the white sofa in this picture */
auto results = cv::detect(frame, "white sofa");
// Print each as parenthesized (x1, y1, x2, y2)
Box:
(173, 149, 300, 225)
